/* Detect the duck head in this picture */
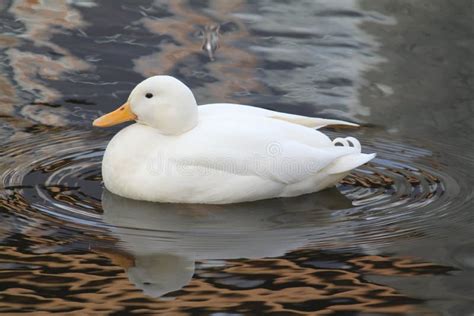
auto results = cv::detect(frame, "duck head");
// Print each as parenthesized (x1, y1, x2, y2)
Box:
(93, 76, 198, 135)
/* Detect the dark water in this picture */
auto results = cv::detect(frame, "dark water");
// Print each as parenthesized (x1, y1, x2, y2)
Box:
(0, 0, 473, 314)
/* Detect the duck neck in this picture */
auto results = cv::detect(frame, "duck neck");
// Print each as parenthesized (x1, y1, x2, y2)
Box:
(148, 101, 198, 135)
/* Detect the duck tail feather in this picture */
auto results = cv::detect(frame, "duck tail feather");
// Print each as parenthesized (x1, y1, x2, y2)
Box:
(271, 115, 359, 129)
(325, 153, 376, 175)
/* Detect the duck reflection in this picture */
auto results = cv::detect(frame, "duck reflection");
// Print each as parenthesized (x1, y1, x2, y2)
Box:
(99, 189, 352, 298)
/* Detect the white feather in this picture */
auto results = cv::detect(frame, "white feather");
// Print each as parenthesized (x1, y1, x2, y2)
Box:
(199, 103, 359, 129)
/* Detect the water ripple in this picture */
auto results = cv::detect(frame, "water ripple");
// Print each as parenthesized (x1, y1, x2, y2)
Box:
(0, 128, 472, 250)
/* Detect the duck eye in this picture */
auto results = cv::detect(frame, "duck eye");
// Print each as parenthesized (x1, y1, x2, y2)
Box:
(145, 93, 153, 99)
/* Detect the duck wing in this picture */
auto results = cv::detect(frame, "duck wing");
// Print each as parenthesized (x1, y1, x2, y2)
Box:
(199, 103, 358, 129)
(172, 116, 364, 185)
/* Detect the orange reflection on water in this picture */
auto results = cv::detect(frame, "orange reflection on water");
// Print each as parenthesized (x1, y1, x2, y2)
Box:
(0, 0, 93, 127)
(134, 0, 266, 103)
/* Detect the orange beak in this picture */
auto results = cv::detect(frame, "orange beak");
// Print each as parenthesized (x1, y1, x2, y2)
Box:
(93, 102, 137, 127)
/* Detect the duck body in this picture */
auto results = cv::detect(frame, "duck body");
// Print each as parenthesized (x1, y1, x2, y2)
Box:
(102, 102, 374, 204)
(94, 76, 375, 204)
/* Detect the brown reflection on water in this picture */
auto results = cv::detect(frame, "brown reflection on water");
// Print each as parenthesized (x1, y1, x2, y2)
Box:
(134, 0, 265, 103)
(0, 236, 449, 315)
(0, 0, 92, 127)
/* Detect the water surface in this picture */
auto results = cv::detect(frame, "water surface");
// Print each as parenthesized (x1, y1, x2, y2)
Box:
(0, 0, 473, 314)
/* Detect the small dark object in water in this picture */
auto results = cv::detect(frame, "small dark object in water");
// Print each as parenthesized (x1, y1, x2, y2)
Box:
(201, 23, 220, 61)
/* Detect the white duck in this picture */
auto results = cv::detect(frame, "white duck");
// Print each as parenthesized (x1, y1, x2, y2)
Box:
(93, 75, 375, 204)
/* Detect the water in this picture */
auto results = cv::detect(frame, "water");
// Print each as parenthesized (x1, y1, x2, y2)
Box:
(0, 0, 473, 314)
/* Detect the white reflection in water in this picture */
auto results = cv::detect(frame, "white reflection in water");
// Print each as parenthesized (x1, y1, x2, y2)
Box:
(100, 189, 352, 297)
